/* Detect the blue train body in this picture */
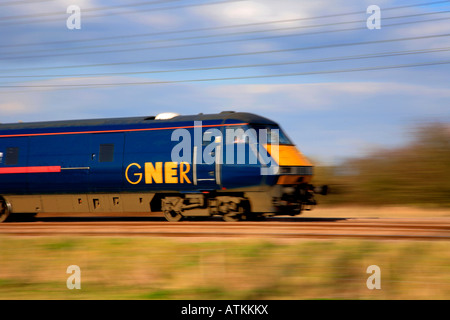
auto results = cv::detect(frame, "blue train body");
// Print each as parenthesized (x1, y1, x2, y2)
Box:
(0, 112, 322, 222)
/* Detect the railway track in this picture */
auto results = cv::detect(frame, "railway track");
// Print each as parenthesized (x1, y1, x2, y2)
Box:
(1, 216, 450, 241)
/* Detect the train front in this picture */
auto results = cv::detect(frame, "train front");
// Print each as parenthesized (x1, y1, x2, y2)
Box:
(254, 124, 327, 215)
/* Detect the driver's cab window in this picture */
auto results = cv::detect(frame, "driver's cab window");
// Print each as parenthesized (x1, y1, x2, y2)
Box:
(224, 125, 256, 145)
(202, 128, 222, 146)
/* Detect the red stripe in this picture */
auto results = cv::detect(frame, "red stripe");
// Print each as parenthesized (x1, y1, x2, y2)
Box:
(0, 166, 61, 174)
(0, 122, 249, 138)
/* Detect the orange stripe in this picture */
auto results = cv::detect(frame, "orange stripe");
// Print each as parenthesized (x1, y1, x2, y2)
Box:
(265, 145, 313, 166)
(0, 166, 61, 174)
(0, 122, 249, 138)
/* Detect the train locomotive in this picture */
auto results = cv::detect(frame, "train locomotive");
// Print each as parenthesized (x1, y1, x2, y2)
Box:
(0, 111, 326, 222)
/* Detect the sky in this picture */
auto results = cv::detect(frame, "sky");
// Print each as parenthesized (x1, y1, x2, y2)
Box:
(0, 0, 449, 164)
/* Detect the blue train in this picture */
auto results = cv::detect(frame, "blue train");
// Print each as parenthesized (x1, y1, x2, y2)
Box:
(0, 111, 325, 222)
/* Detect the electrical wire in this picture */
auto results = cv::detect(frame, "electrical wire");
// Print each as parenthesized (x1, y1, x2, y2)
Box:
(0, 0, 55, 7)
(0, 46, 448, 79)
(0, 0, 55, 6)
(1, 29, 449, 62)
(0, 60, 448, 91)
(1, 31, 449, 75)
(1, 10, 448, 57)
(2, 1, 450, 49)
(0, 0, 247, 25)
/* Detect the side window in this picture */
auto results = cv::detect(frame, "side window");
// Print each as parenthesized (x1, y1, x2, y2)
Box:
(99, 144, 114, 162)
(225, 125, 254, 144)
(202, 128, 222, 146)
(5, 147, 19, 165)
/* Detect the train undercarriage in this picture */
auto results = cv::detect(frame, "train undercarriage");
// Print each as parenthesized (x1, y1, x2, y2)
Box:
(0, 183, 325, 222)
(160, 183, 323, 222)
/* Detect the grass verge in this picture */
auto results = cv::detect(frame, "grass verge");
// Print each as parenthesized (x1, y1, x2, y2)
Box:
(0, 236, 449, 299)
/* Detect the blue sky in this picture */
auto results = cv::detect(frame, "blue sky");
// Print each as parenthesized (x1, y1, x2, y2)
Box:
(0, 0, 449, 164)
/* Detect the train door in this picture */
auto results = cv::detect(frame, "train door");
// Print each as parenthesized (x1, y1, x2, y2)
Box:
(193, 127, 222, 190)
(28, 134, 90, 194)
(221, 125, 264, 189)
(89, 133, 125, 192)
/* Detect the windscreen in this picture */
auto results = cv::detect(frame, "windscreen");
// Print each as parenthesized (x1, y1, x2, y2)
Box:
(251, 124, 293, 145)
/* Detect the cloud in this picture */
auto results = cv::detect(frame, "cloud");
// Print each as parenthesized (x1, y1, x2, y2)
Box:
(190, 0, 349, 28)
(203, 81, 450, 114)
(128, 12, 185, 29)
(0, 0, 448, 163)
(189, 0, 398, 33)
(8, 0, 99, 14)
(2, 78, 448, 119)
(0, 101, 31, 116)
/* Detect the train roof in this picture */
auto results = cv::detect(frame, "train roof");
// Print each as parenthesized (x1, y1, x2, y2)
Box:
(0, 111, 277, 131)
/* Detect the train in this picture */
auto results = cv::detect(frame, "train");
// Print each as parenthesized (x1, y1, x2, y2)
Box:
(0, 111, 326, 222)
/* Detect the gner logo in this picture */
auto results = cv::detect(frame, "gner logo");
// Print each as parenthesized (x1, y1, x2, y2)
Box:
(125, 162, 191, 185)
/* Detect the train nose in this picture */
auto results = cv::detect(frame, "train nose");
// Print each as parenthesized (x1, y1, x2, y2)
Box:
(265, 144, 313, 167)
(265, 144, 314, 184)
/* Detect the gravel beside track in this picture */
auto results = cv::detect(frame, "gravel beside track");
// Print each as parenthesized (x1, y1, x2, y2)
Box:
(1, 215, 450, 241)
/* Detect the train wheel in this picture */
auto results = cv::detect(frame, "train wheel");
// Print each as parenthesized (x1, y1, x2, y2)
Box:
(0, 198, 11, 223)
(163, 210, 183, 222)
(223, 212, 241, 222)
(161, 197, 184, 222)
(222, 204, 244, 222)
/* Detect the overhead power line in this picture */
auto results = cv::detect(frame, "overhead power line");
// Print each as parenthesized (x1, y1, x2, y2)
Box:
(0, 1, 448, 27)
(0, 47, 448, 80)
(1, 28, 449, 63)
(2, 15, 449, 61)
(0, 60, 449, 91)
(0, 0, 181, 20)
(0, 0, 55, 7)
(1, 32, 449, 75)
(0, 0, 246, 25)
(1, 10, 448, 57)
(2, 1, 450, 48)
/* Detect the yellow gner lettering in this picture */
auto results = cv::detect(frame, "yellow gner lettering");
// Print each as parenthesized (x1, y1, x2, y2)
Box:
(125, 162, 192, 185)
(125, 163, 143, 185)
(165, 162, 178, 184)
(180, 162, 191, 184)
(145, 162, 163, 184)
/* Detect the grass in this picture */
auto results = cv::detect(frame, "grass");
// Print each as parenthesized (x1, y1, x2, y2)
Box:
(0, 236, 449, 299)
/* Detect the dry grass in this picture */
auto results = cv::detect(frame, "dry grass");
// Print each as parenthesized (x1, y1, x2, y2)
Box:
(0, 236, 449, 300)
